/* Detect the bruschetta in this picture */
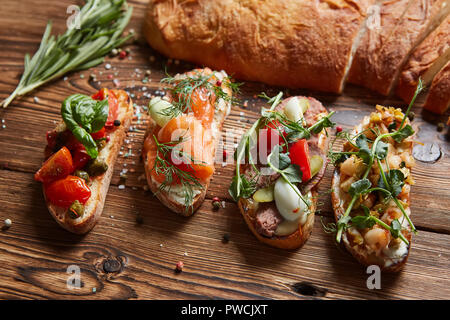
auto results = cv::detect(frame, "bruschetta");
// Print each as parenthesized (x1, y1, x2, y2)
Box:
(329, 98, 419, 271)
(229, 93, 334, 249)
(34, 89, 133, 234)
(142, 68, 237, 216)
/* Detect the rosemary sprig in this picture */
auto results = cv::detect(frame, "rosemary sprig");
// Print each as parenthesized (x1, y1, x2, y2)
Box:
(152, 134, 204, 214)
(160, 71, 241, 118)
(1, 0, 133, 108)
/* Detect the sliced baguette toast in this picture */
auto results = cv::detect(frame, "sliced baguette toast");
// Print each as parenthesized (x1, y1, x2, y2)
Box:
(143, 69, 232, 216)
(235, 96, 330, 249)
(45, 90, 133, 234)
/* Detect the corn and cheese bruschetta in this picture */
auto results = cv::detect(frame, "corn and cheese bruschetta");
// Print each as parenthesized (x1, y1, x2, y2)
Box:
(34, 89, 133, 234)
(329, 85, 421, 271)
(142, 68, 238, 216)
(229, 93, 334, 249)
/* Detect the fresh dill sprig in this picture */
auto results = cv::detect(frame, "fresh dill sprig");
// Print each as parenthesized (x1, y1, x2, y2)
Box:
(152, 134, 204, 213)
(1, 0, 133, 108)
(160, 70, 241, 118)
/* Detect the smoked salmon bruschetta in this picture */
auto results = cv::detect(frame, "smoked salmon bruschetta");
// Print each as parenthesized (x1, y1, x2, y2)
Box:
(329, 83, 422, 271)
(229, 93, 335, 249)
(34, 89, 133, 234)
(142, 68, 238, 216)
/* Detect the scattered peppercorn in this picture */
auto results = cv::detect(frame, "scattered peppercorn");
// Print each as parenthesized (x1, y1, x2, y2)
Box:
(175, 261, 184, 273)
(222, 150, 228, 160)
(119, 50, 127, 59)
(222, 233, 230, 243)
(408, 111, 415, 121)
(114, 119, 121, 126)
(135, 215, 144, 224)
(336, 126, 343, 133)
(4, 218, 12, 229)
(437, 122, 445, 132)
(212, 196, 221, 210)
(216, 80, 222, 86)
(110, 48, 118, 56)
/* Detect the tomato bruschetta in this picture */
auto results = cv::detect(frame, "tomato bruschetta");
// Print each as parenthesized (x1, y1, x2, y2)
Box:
(329, 97, 419, 271)
(34, 89, 133, 234)
(142, 68, 238, 216)
(229, 93, 334, 249)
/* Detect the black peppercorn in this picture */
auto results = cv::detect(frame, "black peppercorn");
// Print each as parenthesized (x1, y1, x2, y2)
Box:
(222, 233, 230, 243)
(437, 122, 445, 132)
(114, 119, 121, 126)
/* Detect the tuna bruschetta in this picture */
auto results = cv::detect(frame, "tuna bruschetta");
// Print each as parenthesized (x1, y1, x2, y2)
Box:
(229, 93, 335, 249)
(34, 89, 133, 234)
(329, 83, 422, 271)
(142, 68, 238, 216)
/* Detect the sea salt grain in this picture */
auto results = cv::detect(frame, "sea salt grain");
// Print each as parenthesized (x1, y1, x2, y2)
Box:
(118, 185, 125, 190)
(105, 63, 111, 70)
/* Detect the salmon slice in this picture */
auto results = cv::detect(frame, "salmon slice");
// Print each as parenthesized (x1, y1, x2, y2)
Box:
(144, 114, 214, 184)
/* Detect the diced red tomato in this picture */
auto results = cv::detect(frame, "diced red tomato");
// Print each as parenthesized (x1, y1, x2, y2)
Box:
(90, 127, 105, 140)
(44, 175, 91, 208)
(92, 88, 119, 128)
(289, 139, 311, 182)
(46, 130, 58, 149)
(71, 146, 91, 171)
(34, 147, 73, 184)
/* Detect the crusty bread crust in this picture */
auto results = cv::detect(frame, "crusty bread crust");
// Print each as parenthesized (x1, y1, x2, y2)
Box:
(45, 90, 133, 234)
(330, 114, 414, 272)
(396, 15, 450, 103)
(423, 61, 450, 114)
(143, 0, 373, 93)
(348, 0, 450, 96)
(237, 98, 329, 249)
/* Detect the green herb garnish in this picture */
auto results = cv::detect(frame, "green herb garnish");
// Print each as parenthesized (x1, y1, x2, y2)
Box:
(61, 94, 109, 158)
(160, 71, 241, 119)
(1, 0, 133, 108)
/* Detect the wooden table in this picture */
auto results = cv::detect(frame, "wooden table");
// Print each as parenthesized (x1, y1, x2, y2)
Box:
(0, 0, 449, 300)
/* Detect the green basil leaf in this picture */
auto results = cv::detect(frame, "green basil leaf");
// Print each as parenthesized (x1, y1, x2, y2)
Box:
(61, 93, 109, 159)
(349, 178, 372, 197)
(393, 125, 414, 143)
(355, 134, 370, 151)
(357, 148, 372, 164)
(281, 164, 303, 184)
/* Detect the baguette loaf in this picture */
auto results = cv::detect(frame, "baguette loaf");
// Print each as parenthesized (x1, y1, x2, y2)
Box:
(348, 0, 450, 96)
(423, 61, 450, 114)
(144, 0, 374, 93)
(396, 15, 450, 103)
(45, 90, 133, 234)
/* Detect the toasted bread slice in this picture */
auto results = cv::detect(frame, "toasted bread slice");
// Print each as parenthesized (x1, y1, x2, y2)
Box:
(331, 106, 414, 272)
(143, 70, 232, 216)
(45, 90, 133, 234)
(236, 96, 330, 249)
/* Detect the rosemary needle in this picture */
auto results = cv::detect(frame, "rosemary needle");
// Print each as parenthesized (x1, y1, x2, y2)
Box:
(1, 0, 133, 108)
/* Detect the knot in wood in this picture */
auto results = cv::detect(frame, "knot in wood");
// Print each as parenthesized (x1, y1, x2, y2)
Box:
(103, 258, 121, 273)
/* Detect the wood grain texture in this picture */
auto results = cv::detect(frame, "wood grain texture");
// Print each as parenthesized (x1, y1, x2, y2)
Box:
(0, 0, 449, 300)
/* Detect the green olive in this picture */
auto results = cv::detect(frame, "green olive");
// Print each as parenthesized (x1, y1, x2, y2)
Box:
(87, 157, 108, 176)
(74, 170, 90, 182)
(68, 200, 84, 219)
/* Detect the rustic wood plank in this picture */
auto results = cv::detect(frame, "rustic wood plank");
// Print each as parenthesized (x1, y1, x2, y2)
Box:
(0, 169, 449, 300)
(0, 0, 449, 299)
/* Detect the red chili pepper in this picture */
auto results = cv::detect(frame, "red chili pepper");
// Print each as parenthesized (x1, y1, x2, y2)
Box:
(288, 139, 311, 182)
